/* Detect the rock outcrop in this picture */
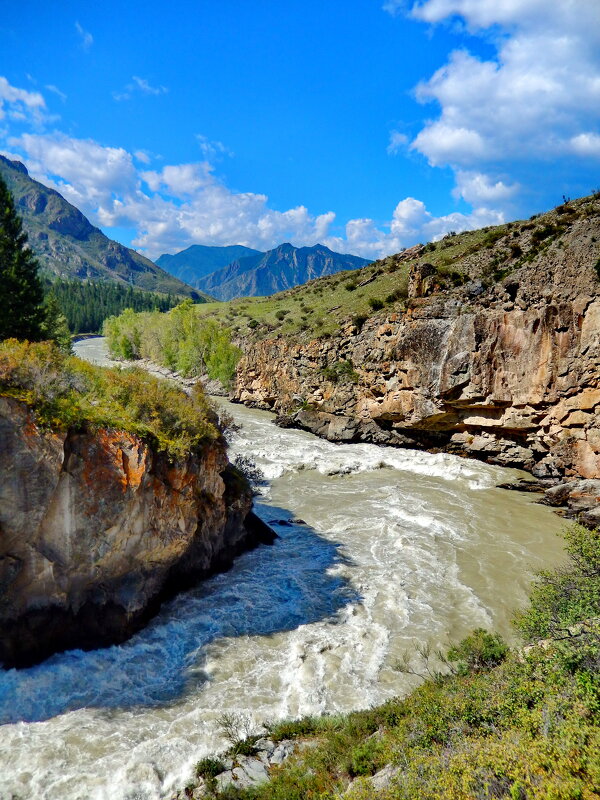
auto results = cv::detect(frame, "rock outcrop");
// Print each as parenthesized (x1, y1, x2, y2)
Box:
(0, 396, 266, 668)
(232, 206, 600, 489)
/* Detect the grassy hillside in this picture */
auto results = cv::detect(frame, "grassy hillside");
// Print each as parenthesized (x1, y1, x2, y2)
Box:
(191, 193, 600, 340)
(0, 155, 209, 299)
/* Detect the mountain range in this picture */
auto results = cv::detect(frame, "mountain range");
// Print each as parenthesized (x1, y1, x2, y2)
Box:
(0, 155, 203, 299)
(0, 154, 370, 303)
(158, 242, 371, 300)
(156, 244, 262, 286)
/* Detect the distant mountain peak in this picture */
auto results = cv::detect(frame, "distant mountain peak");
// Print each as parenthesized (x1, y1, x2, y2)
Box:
(195, 242, 371, 301)
(156, 244, 264, 287)
(0, 154, 28, 175)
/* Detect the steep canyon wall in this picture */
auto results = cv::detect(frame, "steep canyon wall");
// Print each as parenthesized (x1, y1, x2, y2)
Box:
(233, 219, 600, 484)
(0, 397, 257, 667)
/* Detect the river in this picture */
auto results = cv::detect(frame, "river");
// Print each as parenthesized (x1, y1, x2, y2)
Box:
(0, 338, 566, 800)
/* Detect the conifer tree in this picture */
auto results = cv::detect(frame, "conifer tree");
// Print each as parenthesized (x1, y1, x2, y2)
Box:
(0, 174, 45, 340)
(41, 291, 72, 353)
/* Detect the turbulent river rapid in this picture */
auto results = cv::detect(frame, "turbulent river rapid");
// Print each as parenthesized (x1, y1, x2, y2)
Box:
(0, 338, 566, 800)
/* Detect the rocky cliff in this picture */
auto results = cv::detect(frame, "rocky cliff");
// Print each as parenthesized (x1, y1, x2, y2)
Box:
(0, 396, 264, 668)
(231, 198, 600, 489)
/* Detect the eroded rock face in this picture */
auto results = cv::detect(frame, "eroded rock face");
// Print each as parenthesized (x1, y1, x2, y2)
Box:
(0, 397, 258, 667)
(232, 236, 600, 483)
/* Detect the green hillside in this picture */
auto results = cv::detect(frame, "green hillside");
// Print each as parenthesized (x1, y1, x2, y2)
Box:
(191, 193, 600, 339)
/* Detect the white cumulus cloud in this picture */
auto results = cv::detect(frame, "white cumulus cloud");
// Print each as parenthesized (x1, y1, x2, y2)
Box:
(6, 125, 512, 260)
(386, 0, 600, 214)
(570, 132, 600, 158)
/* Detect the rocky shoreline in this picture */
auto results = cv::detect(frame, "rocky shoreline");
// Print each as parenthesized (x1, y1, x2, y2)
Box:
(96, 345, 600, 530)
(171, 738, 314, 799)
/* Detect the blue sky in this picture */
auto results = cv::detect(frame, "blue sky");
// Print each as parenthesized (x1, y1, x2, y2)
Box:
(1, 0, 599, 259)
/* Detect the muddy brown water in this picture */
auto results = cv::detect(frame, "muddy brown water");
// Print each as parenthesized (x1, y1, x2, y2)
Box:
(0, 338, 565, 800)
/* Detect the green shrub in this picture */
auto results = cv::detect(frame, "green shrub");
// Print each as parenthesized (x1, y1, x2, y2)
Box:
(509, 243, 523, 258)
(264, 716, 322, 741)
(0, 339, 217, 457)
(514, 525, 600, 644)
(594, 257, 600, 280)
(195, 757, 226, 779)
(103, 300, 241, 388)
(447, 629, 509, 674)
(368, 298, 384, 311)
(229, 738, 258, 757)
(483, 229, 504, 248)
(347, 738, 381, 777)
(352, 313, 368, 332)
(321, 360, 359, 384)
(531, 223, 561, 243)
(385, 288, 406, 304)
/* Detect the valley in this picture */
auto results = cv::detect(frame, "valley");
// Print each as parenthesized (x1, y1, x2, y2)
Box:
(0, 338, 567, 800)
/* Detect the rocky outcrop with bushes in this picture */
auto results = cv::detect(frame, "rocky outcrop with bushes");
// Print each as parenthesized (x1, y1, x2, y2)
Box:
(0, 340, 269, 667)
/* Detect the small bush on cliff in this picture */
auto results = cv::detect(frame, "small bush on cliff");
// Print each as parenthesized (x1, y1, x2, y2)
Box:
(321, 360, 359, 384)
(368, 297, 385, 311)
(513, 524, 600, 671)
(0, 339, 218, 457)
(352, 313, 368, 332)
(446, 629, 509, 675)
(196, 757, 226, 779)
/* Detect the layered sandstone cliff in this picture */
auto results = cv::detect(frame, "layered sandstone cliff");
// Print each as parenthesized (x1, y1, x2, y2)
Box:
(232, 204, 600, 486)
(0, 396, 262, 668)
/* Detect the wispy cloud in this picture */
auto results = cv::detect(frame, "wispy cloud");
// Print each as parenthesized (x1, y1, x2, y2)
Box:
(387, 130, 409, 155)
(132, 76, 168, 96)
(195, 134, 233, 160)
(113, 76, 168, 102)
(75, 21, 93, 50)
(45, 84, 67, 103)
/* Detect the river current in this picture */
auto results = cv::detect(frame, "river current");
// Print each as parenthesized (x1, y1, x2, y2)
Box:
(0, 338, 565, 800)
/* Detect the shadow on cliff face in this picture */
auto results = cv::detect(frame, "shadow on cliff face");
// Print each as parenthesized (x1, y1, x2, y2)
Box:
(0, 503, 358, 724)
